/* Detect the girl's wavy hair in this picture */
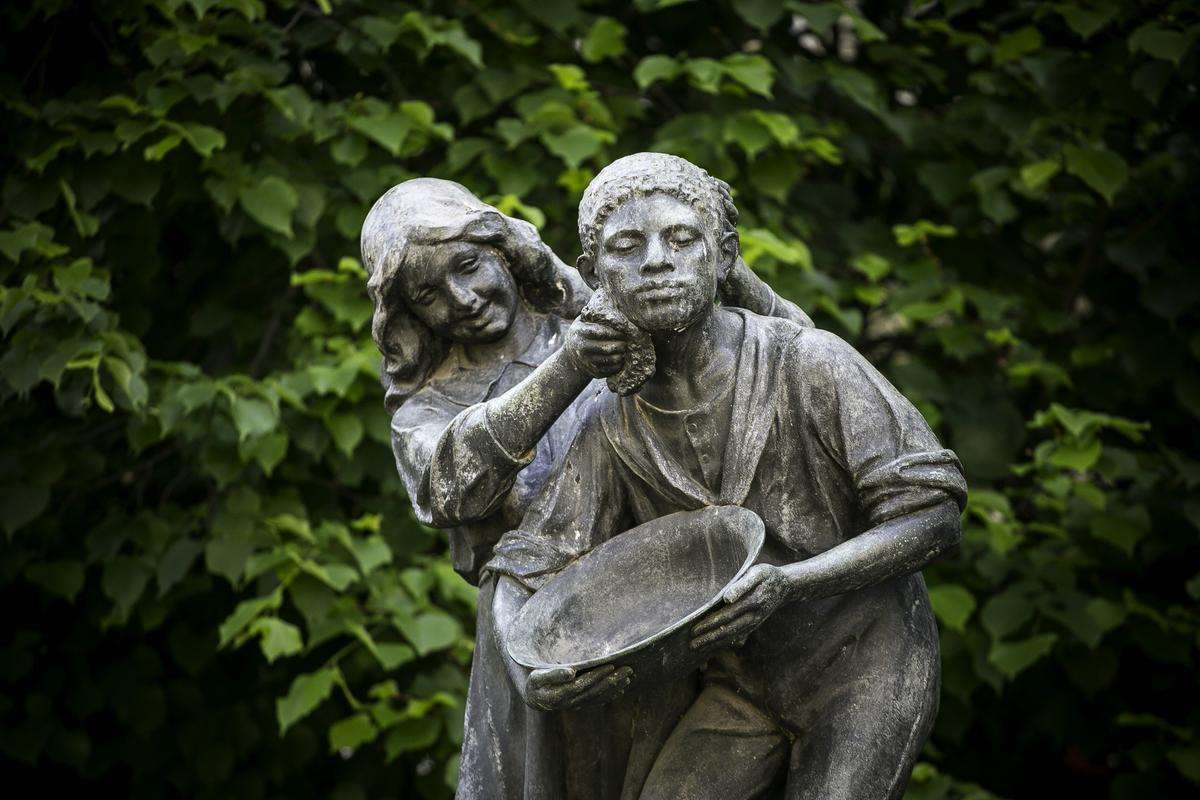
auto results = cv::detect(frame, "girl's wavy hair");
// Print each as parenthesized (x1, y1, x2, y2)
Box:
(577, 152, 740, 267)
(361, 178, 587, 414)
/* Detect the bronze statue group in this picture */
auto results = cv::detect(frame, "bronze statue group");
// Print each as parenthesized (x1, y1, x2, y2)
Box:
(361, 153, 966, 800)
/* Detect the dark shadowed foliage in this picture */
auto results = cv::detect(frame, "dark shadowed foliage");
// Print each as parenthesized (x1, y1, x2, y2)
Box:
(1, 1, 1197, 798)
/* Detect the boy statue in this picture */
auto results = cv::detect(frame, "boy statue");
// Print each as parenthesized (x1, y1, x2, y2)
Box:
(482, 153, 968, 799)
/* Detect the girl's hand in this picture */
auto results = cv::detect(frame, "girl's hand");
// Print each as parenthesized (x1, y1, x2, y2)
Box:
(689, 564, 793, 652)
(565, 317, 630, 378)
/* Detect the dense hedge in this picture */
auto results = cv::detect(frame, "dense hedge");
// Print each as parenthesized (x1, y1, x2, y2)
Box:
(2, 1, 1198, 797)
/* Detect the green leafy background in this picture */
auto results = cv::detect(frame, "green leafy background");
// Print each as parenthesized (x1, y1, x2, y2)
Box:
(2, 1, 1197, 797)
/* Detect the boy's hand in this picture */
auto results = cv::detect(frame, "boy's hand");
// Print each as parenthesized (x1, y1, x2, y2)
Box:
(525, 664, 634, 711)
(689, 564, 792, 652)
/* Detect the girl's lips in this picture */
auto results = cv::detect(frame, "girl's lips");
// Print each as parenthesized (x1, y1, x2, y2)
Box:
(459, 307, 492, 329)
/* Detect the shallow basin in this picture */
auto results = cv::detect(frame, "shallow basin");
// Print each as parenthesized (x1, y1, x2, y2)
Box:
(507, 505, 765, 685)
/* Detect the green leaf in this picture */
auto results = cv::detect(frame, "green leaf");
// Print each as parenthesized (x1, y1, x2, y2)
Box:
(1090, 508, 1150, 556)
(384, 717, 440, 760)
(633, 55, 681, 89)
(0, 222, 54, 262)
(548, 64, 589, 92)
(205, 532, 256, 585)
(722, 54, 774, 98)
(230, 396, 279, 441)
(993, 26, 1043, 65)
(329, 713, 378, 752)
(927, 584, 976, 632)
(101, 558, 152, 624)
(249, 617, 303, 662)
(684, 58, 723, 94)
(1056, 4, 1117, 39)
(143, 133, 184, 162)
(25, 560, 86, 602)
(348, 107, 414, 156)
(157, 538, 202, 595)
(1019, 159, 1061, 190)
(1168, 743, 1200, 785)
(542, 125, 612, 169)
(0, 483, 49, 536)
(180, 123, 226, 156)
(238, 176, 299, 237)
(788, 2, 841, 35)
(1049, 438, 1101, 471)
(581, 17, 627, 63)
(851, 253, 890, 282)
(989, 633, 1057, 680)
(1074, 597, 1127, 649)
(980, 590, 1034, 640)
(350, 536, 392, 574)
(327, 413, 364, 455)
(740, 228, 813, 270)
(1128, 22, 1193, 66)
(376, 643, 416, 670)
(239, 430, 288, 474)
(395, 610, 462, 656)
(277, 667, 337, 734)
(733, 0, 787, 31)
(218, 591, 282, 647)
(1064, 145, 1128, 204)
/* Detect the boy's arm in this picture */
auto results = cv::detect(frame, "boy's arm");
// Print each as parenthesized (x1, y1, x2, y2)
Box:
(692, 330, 965, 651)
(493, 575, 632, 711)
(691, 500, 959, 649)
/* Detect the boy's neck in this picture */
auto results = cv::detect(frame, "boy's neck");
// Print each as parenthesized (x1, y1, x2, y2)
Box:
(639, 305, 738, 410)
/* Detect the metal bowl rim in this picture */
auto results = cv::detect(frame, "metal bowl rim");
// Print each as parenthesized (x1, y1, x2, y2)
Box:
(508, 505, 766, 672)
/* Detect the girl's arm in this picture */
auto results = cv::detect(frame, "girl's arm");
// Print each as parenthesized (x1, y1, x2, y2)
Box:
(422, 317, 630, 528)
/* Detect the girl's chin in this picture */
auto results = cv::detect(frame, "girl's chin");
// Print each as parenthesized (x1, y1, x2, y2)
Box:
(453, 317, 511, 343)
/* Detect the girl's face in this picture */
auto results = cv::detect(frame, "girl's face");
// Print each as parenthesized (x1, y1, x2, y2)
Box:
(399, 239, 519, 343)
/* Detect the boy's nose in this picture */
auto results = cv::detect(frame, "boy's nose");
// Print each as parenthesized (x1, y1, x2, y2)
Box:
(641, 237, 672, 274)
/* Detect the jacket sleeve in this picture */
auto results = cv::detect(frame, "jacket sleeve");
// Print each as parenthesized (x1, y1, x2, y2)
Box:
(794, 329, 967, 527)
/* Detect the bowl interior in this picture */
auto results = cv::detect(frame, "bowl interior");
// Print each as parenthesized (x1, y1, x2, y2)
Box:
(508, 505, 764, 670)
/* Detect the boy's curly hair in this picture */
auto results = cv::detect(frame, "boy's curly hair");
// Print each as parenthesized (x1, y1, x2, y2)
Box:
(577, 152, 739, 262)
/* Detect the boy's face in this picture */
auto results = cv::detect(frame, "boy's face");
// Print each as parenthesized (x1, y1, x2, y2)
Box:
(594, 193, 719, 332)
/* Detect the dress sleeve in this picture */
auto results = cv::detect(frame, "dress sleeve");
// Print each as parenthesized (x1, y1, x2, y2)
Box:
(484, 416, 627, 592)
(722, 258, 814, 328)
(425, 402, 535, 527)
(794, 330, 967, 526)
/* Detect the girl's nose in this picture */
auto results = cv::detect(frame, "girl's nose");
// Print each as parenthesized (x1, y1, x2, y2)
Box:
(446, 278, 478, 310)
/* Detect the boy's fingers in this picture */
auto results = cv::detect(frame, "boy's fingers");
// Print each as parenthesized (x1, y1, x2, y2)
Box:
(692, 602, 757, 639)
(689, 616, 757, 652)
(693, 591, 762, 636)
(723, 565, 770, 604)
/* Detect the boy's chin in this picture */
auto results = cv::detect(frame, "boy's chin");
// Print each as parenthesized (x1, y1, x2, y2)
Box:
(635, 308, 707, 333)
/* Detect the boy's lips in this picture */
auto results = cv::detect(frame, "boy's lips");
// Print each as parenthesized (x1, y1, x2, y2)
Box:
(634, 282, 688, 301)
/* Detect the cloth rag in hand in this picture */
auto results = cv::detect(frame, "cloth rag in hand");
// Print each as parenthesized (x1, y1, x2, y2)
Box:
(578, 290, 655, 396)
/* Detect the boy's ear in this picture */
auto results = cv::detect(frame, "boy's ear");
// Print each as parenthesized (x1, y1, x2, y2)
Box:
(576, 254, 598, 288)
(717, 231, 739, 282)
